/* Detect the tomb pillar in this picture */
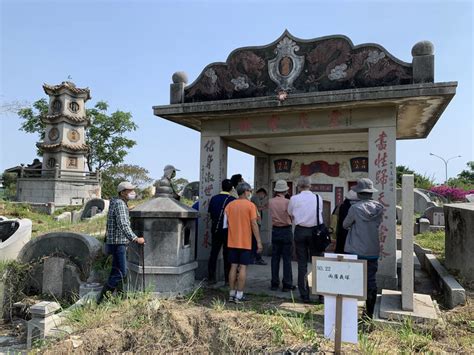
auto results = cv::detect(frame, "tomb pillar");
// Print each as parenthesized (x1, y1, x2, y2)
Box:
(196, 133, 228, 279)
(254, 155, 271, 253)
(368, 124, 397, 290)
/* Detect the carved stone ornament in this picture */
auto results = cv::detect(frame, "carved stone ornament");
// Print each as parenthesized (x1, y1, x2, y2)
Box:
(66, 157, 78, 169)
(48, 127, 60, 141)
(52, 99, 62, 113)
(68, 101, 80, 113)
(268, 37, 304, 92)
(47, 157, 56, 168)
(67, 129, 80, 143)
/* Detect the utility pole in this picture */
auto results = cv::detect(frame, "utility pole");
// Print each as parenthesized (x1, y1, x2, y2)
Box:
(429, 153, 462, 183)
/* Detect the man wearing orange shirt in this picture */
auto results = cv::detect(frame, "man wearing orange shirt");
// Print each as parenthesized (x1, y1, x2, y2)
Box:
(224, 182, 263, 303)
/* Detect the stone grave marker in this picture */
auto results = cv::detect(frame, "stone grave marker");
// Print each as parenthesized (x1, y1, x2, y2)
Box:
(42, 257, 65, 297)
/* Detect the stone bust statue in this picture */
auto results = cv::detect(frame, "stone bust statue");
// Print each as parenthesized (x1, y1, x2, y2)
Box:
(155, 164, 181, 200)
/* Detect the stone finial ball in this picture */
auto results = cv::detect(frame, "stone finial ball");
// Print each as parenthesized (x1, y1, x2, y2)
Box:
(412, 41, 434, 56)
(172, 71, 188, 84)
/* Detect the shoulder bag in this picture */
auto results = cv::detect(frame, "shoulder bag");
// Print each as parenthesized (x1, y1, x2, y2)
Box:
(311, 193, 331, 253)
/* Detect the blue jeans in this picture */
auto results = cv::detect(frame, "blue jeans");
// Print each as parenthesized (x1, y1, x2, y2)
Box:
(106, 244, 128, 290)
(271, 226, 293, 288)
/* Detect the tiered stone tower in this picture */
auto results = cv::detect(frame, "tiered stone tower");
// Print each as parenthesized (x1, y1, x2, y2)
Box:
(16, 82, 100, 208)
(39, 81, 90, 173)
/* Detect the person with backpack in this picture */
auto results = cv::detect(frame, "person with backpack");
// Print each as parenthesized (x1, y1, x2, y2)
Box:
(207, 179, 235, 284)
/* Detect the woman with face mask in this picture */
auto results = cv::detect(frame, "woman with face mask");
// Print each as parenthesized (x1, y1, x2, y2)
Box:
(98, 181, 145, 303)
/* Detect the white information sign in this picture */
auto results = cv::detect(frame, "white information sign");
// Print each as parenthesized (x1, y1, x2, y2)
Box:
(312, 255, 367, 299)
(321, 253, 359, 344)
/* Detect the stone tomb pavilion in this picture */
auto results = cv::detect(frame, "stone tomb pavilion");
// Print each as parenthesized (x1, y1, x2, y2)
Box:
(153, 31, 456, 289)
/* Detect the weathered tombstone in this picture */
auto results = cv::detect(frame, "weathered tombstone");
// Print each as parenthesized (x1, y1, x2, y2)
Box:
(423, 206, 445, 225)
(418, 218, 430, 234)
(42, 257, 66, 298)
(18, 232, 101, 298)
(444, 203, 474, 283)
(81, 198, 109, 220)
(90, 206, 98, 218)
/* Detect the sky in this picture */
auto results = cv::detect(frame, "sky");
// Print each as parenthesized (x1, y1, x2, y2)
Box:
(1, 0, 473, 185)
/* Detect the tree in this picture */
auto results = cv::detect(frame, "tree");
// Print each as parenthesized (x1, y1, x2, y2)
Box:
(104, 164, 153, 187)
(17, 99, 137, 171)
(447, 161, 474, 190)
(86, 102, 137, 171)
(1, 172, 17, 200)
(396, 165, 434, 189)
(172, 178, 189, 194)
(457, 161, 474, 182)
(101, 164, 153, 199)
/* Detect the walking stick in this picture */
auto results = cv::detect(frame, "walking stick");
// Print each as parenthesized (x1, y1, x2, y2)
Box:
(141, 244, 145, 292)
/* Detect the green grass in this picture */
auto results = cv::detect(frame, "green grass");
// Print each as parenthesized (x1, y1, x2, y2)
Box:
(415, 230, 445, 260)
(0, 198, 150, 239)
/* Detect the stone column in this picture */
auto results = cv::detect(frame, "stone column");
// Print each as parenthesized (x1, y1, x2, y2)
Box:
(369, 125, 397, 289)
(401, 174, 414, 310)
(254, 155, 271, 253)
(196, 134, 228, 279)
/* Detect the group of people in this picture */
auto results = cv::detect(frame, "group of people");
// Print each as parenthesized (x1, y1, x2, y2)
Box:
(207, 174, 384, 318)
(99, 165, 383, 319)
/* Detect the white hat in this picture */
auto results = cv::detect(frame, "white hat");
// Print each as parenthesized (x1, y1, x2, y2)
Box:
(345, 190, 358, 200)
(274, 180, 289, 192)
(117, 181, 136, 193)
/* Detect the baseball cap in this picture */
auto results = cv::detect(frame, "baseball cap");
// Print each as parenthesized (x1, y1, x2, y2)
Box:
(164, 164, 180, 172)
(117, 181, 136, 193)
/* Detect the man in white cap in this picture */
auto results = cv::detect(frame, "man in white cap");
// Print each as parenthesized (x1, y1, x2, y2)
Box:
(343, 178, 384, 319)
(268, 180, 295, 292)
(98, 181, 145, 303)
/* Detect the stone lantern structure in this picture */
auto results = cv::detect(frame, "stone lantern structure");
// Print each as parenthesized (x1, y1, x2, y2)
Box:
(16, 82, 101, 207)
(128, 180, 198, 296)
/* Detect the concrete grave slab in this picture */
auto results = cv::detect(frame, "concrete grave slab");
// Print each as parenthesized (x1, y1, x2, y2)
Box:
(379, 289, 439, 323)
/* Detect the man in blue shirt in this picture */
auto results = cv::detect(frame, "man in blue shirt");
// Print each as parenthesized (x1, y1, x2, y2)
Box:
(207, 179, 235, 284)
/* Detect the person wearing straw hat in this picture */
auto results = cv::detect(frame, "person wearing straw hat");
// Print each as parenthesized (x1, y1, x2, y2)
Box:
(268, 180, 295, 292)
(343, 178, 384, 319)
(98, 181, 145, 303)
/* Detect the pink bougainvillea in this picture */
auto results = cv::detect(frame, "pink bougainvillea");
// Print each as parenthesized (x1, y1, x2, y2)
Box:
(430, 185, 474, 201)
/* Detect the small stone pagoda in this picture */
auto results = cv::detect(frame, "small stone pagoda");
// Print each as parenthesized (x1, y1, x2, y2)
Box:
(39, 81, 90, 173)
(16, 82, 100, 208)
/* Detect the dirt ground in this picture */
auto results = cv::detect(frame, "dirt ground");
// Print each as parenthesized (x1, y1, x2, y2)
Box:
(34, 287, 473, 354)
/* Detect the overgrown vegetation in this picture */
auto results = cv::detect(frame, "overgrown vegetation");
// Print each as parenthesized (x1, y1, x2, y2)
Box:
(32, 286, 473, 354)
(396, 165, 435, 189)
(415, 230, 445, 261)
(0, 260, 33, 321)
